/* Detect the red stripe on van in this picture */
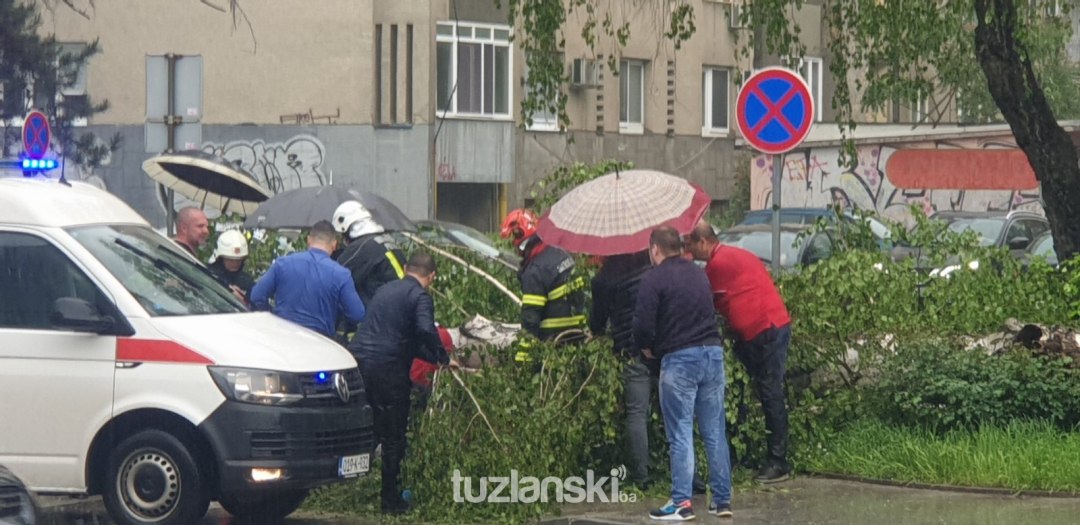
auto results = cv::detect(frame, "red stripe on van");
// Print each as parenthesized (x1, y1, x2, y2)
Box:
(116, 339, 215, 365)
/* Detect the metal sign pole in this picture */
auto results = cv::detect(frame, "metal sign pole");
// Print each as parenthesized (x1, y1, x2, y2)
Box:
(771, 154, 782, 274)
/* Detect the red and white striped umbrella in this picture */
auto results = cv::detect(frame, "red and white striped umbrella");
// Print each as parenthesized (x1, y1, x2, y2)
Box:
(536, 169, 711, 255)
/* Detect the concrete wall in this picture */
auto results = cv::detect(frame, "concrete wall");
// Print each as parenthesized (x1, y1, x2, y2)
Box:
(45, 0, 376, 125)
(748, 135, 1044, 226)
(515, 130, 738, 206)
(47, 124, 432, 228)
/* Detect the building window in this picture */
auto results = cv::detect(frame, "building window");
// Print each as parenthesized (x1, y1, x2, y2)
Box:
(911, 90, 929, 123)
(523, 53, 560, 131)
(436, 21, 512, 118)
(619, 59, 644, 133)
(798, 57, 823, 122)
(702, 67, 730, 135)
(58, 43, 89, 127)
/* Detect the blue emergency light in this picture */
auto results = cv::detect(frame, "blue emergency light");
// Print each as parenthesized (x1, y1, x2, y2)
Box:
(316, 372, 329, 383)
(21, 158, 57, 171)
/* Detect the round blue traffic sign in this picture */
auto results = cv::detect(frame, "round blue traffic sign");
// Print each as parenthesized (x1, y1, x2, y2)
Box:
(22, 111, 51, 160)
(736, 68, 815, 155)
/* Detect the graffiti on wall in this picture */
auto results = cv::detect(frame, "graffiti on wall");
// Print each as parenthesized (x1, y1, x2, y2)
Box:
(750, 136, 1044, 225)
(201, 135, 328, 195)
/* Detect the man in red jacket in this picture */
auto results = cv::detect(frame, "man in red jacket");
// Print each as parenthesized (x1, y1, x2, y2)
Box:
(685, 219, 793, 483)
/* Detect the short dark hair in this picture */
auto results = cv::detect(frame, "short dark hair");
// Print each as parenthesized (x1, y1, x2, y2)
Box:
(309, 220, 337, 243)
(406, 251, 437, 276)
(649, 226, 683, 257)
(688, 220, 718, 243)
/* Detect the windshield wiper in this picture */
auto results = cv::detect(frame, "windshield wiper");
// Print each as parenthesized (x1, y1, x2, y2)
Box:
(113, 238, 206, 291)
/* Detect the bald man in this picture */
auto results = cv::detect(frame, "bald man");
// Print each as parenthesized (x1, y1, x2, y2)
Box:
(174, 207, 210, 257)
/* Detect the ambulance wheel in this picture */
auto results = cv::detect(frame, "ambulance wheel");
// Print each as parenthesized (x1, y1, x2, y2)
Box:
(103, 429, 210, 525)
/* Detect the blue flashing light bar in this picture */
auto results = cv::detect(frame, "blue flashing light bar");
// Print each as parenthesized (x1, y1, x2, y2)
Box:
(21, 158, 57, 171)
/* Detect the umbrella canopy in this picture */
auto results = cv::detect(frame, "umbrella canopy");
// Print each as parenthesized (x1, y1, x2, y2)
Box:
(142, 151, 271, 216)
(243, 185, 416, 232)
(536, 169, 711, 255)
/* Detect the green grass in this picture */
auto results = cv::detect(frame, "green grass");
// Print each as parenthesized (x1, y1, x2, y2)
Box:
(804, 419, 1080, 493)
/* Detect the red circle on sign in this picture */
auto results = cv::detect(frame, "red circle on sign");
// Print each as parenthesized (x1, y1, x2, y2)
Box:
(736, 67, 815, 155)
(22, 110, 52, 160)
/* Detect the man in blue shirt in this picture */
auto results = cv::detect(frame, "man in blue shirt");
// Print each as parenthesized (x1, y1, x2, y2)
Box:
(634, 226, 732, 521)
(250, 220, 366, 339)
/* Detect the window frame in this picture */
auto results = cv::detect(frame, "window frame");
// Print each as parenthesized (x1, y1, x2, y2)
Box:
(619, 59, 645, 134)
(435, 21, 514, 120)
(702, 67, 731, 136)
(798, 57, 823, 123)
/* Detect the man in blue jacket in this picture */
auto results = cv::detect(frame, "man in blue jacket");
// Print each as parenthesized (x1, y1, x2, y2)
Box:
(634, 226, 732, 521)
(349, 251, 454, 515)
(250, 220, 366, 340)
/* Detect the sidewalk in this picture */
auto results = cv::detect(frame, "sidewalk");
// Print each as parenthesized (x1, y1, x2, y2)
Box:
(540, 477, 1080, 525)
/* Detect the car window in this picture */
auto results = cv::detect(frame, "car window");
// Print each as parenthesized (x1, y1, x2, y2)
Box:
(1004, 220, 1033, 249)
(943, 218, 1004, 247)
(0, 231, 113, 330)
(803, 233, 834, 265)
(68, 225, 244, 316)
(1030, 234, 1057, 265)
(1021, 219, 1049, 239)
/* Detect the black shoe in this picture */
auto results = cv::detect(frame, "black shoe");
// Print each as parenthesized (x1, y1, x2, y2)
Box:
(381, 498, 410, 515)
(754, 463, 791, 484)
(692, 474, 708, 495)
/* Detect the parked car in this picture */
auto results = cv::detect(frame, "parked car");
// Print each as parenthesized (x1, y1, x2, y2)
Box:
(0, 179, 375, 525)
(892, 210, 1049, 268)
(0, 465, 38, 525)
(739, 207, 892, 247)
(716, 224, 837, 270)
(413, 219, 520, 270)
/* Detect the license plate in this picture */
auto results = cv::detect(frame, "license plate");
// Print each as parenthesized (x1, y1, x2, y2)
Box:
(338, 453, 369, 477)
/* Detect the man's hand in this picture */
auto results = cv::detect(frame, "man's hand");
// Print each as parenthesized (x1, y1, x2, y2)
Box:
(642, 348, 654, 360)
(228, 284, 246, 304)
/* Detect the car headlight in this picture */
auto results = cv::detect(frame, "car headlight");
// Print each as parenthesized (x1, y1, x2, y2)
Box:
(208, 367, 304, 406)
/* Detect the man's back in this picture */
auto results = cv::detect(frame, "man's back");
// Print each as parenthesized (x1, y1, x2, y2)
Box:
(250, 248, 365, 337)
(705, 244, 789, 340)
(337, 233, 406, 305)
(634, 257, 721, 359)
(351, 276, 447, 370)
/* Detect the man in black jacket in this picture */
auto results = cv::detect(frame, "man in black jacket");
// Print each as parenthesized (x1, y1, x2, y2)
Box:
(348, 251, 453, 515)
(333, 200, 407, 306)
(590, 250, 654, 488)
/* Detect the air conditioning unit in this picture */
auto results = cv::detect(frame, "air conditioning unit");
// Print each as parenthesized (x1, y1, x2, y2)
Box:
(729, 2, 748, 29)
(570, 58, 599, 88)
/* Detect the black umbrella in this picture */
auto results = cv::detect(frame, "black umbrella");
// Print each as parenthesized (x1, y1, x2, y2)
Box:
(243, 185, 416, 232)
(142, 151, 270, 216)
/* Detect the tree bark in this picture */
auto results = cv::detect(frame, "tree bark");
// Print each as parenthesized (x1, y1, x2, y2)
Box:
(974, 0, 1080, 259)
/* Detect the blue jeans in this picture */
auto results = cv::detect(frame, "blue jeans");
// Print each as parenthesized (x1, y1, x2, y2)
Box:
(659, 345, 732, 505)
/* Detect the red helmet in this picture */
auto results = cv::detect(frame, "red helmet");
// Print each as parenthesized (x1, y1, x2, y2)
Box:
(500, 208, 538, 247)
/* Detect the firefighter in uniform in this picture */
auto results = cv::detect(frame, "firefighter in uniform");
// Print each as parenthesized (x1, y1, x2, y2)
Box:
(332, 200, 407, 307)
(500, 209, 587, 361)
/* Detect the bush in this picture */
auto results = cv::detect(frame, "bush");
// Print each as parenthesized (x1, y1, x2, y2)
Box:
(310, 339, 626, 524)
(869, 340, 1080, 432)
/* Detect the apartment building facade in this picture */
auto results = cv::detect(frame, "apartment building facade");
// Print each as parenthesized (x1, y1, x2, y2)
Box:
(17, 0, 786, 231)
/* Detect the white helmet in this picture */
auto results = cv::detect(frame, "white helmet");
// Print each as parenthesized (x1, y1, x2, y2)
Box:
(333, 200, 383, 239)
(214, 230, 249, 259)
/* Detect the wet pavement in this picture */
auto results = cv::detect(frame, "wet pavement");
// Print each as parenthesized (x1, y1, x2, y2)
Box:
(37, 477, 1080, 524)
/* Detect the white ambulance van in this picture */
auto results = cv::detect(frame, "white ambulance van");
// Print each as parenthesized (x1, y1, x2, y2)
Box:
(0, 178, 374, 525)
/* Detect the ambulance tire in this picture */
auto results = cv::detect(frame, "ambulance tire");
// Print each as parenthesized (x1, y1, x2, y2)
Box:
(103, 429, 210, 525)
